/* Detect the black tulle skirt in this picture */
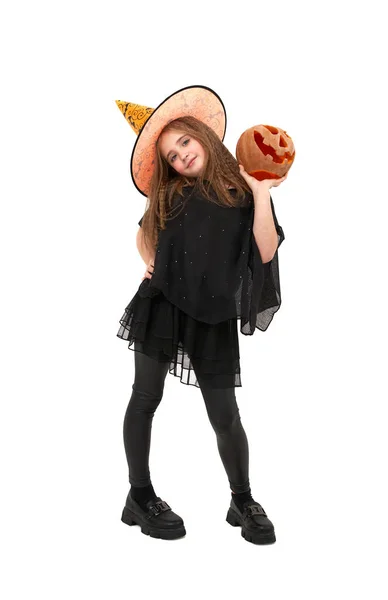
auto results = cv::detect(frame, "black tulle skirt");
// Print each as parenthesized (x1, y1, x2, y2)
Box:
(116, 282, 241, 390)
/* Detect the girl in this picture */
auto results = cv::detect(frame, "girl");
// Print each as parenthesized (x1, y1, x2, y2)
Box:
(116, 85, 286, 544)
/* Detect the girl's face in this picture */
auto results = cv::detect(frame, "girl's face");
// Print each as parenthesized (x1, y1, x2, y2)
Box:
(158, 129, 207, 177)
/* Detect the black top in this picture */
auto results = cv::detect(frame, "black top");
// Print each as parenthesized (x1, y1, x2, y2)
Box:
(137, 185, 285, 334)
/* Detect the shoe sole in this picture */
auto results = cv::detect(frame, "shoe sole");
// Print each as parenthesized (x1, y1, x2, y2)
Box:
(226, 508, 276, 545)
(121, 506, 186, 540)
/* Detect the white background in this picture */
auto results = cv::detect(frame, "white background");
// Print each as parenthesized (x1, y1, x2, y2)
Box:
(1, 0, 387, 598)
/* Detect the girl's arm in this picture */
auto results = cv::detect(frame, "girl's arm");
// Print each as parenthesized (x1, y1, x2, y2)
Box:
(252, 188, 279, 264)
(238, 164, 286, 264)
(136, 227, 156, 266)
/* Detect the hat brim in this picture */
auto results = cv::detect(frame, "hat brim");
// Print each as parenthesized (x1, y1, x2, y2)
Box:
(130, 85, 227, 197)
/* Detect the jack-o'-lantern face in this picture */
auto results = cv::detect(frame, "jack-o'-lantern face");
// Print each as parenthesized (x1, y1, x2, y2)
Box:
(236, 124, 295, 181)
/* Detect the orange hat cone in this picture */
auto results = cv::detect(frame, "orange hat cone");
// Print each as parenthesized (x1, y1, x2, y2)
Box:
(115, 101, 154, 136)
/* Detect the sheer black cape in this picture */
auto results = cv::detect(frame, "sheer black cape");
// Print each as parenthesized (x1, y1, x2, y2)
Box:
(137, 185, 284, 333)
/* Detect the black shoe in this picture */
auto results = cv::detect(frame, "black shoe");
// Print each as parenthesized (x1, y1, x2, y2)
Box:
(226, 496, 276, 545)
(121, 494, 186, 540)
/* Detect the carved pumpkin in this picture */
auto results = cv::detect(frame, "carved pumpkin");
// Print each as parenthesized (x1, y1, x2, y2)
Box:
(236, 124, 295, 181)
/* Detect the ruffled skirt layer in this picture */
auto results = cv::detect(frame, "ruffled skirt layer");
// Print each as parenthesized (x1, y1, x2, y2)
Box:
(116, 282, 241, 389)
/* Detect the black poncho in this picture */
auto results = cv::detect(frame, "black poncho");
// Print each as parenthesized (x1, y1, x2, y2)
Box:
(117, 185, 285, 389)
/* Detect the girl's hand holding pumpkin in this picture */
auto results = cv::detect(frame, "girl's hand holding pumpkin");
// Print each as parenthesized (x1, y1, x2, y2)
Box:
(239, 164, 288, 194)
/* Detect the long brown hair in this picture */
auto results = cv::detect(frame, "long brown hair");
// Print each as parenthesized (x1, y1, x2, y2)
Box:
(139, 115, 251, 254)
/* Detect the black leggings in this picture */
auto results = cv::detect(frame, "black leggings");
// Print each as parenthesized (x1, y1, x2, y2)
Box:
(123, 347, 250, 494)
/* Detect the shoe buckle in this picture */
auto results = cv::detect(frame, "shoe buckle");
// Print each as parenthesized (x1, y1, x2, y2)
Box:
(246, 504, 266, 517)
(148, 500, 171, 516)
